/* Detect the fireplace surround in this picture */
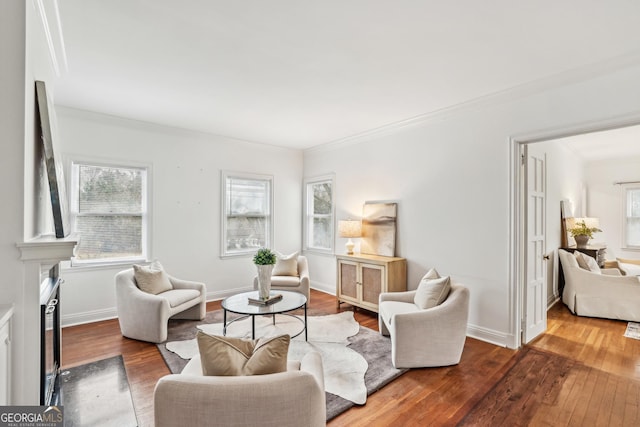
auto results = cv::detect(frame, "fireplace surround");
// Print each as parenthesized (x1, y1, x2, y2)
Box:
(16, 235, 77, 405)
(40, 264, 62, 405)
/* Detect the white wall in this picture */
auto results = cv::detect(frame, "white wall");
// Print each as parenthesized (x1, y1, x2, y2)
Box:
(0, 0, 27, 405)
(586, 155, 640, 260)
(56, 108, 303, 325)
(304, 61, 640, 348)
(1, 0, 62, 404)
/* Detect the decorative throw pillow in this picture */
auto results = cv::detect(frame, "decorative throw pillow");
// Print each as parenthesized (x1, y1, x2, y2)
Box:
(575, 252, 601, 274)
(421, 268, 440, 281)
(414, 274, 451, 309)
(133, 260, 173, 294)
(272, 251, 299, 276)
(196, 332, 290, 376)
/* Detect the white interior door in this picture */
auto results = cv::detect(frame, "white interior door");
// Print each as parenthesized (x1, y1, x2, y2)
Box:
(524, 145, 547, 343)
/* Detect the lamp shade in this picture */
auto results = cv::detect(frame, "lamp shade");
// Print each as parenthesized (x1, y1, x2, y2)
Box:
(582, 217, 600, 229)
(567, 217, 600, 230)
(338, 220, 361, 238)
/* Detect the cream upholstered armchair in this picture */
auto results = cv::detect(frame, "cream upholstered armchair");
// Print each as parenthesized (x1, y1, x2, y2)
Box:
(154, 351, 326, 427)
(558, 249, 640, 321)
(115, 265, 206, 343)
(378, 282, 469, 369)
(253, 255, 310, 301)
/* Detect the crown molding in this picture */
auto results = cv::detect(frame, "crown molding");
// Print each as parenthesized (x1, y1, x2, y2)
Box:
(306, 49, 640, 154)
(34, 0, 67, 76)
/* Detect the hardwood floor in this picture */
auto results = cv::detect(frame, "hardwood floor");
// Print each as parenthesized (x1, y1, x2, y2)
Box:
(61, 291, 640, 426)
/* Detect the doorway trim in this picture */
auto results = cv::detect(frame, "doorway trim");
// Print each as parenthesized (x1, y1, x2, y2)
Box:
(509, 112, 640, 349)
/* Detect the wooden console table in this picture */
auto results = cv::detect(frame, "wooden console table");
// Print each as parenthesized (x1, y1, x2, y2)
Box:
(336, 253, 406, 313)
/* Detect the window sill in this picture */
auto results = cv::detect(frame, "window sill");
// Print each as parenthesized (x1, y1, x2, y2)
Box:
(62, 258, 148, 272)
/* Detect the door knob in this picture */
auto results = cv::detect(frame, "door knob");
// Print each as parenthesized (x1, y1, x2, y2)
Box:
(543, 255, 550, 260)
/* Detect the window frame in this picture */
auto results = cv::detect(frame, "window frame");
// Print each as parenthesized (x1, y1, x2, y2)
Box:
(303, 174, 335, 254)
(220, 171, 274, 258)
(69, 159, 151, 267)
(622, 183, 640, 250)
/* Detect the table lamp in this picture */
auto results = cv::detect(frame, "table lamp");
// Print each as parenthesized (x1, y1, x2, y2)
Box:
(338, 219, 361, 255)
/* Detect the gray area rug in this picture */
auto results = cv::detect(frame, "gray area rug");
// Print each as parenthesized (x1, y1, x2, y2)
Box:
(60, 355, 137, 427)
(157, 310, 407, 421)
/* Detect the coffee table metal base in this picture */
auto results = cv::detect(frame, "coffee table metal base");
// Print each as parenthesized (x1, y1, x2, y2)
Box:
(222, 309, 307, 340)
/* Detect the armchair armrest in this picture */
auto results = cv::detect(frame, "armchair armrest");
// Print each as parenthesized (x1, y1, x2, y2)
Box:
(299, 351, 324, 392)
(169, 276, 206, 293)
(380, 290, 416, 304)
(601, 268, 622, 276)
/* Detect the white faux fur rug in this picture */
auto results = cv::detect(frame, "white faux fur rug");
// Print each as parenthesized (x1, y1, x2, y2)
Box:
(165, 311, 368, 404)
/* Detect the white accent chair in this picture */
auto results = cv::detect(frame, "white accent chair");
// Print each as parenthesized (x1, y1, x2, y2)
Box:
(253, 255, 311, 301)
(154, 351, 326, 427)
(558, 249, 640, 321)
(115, 268, 206, 343)
(378, 283, 470, 369)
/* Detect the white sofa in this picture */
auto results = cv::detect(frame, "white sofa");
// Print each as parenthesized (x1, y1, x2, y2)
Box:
(558, 249, 640, 321)
(154, 351, 326, 427)
(115, 268, 206, 343)
(378, 282, 469, 368)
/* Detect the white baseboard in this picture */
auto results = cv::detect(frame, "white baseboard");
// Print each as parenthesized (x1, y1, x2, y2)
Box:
(466, 323, 513, 348)
(62, 308, 117, 328)
(61, 285, 515, 350)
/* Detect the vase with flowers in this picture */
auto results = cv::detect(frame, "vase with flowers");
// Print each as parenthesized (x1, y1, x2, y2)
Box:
(253, 248, 277, 299)
(569, 220, 602, 248)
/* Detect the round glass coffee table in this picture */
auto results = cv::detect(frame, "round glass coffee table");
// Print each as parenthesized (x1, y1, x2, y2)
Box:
(221, 290, 307, 340)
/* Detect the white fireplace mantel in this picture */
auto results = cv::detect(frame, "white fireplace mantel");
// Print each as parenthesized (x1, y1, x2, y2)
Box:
(17, 234, 78, 262)
(13, 234, 77, 405)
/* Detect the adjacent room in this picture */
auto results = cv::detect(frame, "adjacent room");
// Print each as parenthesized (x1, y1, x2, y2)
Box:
(3, 1, 640, 426)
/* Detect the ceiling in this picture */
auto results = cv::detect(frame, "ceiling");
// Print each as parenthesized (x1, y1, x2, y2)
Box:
(552, 125, 640, 161)
(53, 0, 640, 150)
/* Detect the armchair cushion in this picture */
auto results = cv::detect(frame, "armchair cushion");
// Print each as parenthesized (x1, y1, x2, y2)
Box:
(197, 332, 290, 376)
(414, 275, 451, 309)
(133, 261, 173, 294)
(273, 251, 299, 276)
(270, 276, 303, 287)
(162, 289, 201, 307)
(379, 301, 420, 326)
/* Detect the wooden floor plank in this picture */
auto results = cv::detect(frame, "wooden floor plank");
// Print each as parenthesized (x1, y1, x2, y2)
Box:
(61, 292, 640, 427)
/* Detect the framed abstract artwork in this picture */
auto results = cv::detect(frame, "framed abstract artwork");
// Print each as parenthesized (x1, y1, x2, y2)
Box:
(360, 202, 397, 257)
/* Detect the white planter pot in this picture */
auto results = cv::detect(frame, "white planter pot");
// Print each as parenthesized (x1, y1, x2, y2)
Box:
(256, 264, 274, 299)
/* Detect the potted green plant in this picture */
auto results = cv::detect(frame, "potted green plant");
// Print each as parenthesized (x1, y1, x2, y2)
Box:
(253, 248, 276, 299)
(569, 220, 602, 248)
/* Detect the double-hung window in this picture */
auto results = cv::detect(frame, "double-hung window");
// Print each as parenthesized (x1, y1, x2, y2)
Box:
(221, 171, 273, 257)
(623, 184, 640, 249)
(70, 161, 148, 264)
(304, 175, 334, 253)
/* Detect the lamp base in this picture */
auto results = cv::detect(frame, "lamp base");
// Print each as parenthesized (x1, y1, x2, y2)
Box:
(345, 239, 355, 255)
